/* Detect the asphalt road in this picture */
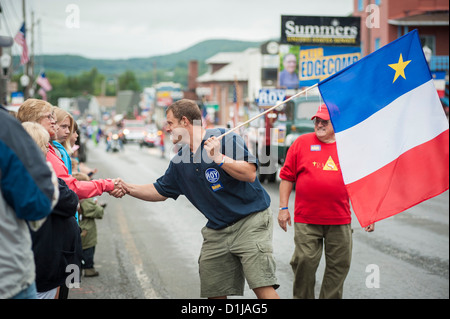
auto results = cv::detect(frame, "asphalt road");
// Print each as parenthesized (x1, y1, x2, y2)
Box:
(69, 140, 449, 300)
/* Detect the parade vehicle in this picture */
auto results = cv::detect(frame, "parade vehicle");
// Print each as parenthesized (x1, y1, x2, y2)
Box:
(106, 130, 123, 152)
(246, 89, 286, 183)
(271, 94, 321, 173)
(121, 119, 147, 143)
(251, 113, 279, 183)
(246, 90, 320, 183)
(139, 124, 159, 148)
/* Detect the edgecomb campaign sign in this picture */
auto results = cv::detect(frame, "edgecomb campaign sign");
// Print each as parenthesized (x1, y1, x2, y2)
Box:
(299, 46, 361, 86)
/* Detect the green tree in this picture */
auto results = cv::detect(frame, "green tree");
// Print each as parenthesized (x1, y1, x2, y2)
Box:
(118, 70, 141, 91)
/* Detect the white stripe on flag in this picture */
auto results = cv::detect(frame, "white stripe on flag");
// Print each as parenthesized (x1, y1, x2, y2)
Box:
(336, 79, 449, 185)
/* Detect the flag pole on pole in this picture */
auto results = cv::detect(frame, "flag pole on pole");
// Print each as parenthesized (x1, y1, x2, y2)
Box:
(217, 83, 319, 140)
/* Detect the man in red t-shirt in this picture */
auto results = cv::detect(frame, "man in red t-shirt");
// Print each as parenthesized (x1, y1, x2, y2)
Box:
(278, 104, 374, 299)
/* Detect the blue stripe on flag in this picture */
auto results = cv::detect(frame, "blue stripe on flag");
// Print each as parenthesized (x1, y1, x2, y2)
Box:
(318, 30, 432, 133)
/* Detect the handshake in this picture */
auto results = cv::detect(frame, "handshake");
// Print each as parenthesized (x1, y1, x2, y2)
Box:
(108, 178, 129, 198)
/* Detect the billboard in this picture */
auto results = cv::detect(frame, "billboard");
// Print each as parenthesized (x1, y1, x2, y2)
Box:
(278, 45, 361, 88)
(278, 45, 300, 89)
(278, 15, 361, 88)
(281, 15, 361, 47)
(298, 46, 361, 86)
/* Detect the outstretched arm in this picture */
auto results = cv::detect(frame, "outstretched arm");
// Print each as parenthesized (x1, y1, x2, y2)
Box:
(118, 181, 168, 202)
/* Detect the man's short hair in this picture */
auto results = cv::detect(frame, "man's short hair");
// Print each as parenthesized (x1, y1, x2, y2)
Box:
(167, 99, 202, 125)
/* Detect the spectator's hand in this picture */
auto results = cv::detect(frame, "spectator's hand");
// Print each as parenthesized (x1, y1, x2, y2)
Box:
(88, 168, 98, 177)
(204, 136, 222, 163)
(109, 178, 126, 198)
(278, 209, 292, 232)
(364, 223, 375, 232)
(118, 179, 131, 194)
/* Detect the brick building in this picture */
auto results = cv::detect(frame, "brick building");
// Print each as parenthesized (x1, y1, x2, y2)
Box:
(353, 0, 449, 109)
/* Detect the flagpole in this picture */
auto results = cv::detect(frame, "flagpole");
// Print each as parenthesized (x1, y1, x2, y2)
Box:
(233, 75, 239, 128)
(217, 83, 319, 140)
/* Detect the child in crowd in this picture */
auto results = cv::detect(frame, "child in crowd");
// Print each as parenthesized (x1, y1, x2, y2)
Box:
(73, 172, 106, 277)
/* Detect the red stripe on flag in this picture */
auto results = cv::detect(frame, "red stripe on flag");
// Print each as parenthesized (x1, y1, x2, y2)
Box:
(347, 130, 449, 227)
(14, 33, 29, 65)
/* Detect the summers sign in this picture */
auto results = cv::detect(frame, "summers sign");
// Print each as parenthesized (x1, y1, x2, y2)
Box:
(281, 15, 361, 46)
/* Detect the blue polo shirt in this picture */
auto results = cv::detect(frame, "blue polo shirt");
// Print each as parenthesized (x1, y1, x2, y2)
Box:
(154, 128, 271, 229)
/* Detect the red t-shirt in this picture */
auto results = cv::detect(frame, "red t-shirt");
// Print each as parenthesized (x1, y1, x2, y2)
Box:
(279, 133, 351, 225)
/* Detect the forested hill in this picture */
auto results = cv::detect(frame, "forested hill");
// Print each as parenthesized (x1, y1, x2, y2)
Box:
(27, 39, 265, 76)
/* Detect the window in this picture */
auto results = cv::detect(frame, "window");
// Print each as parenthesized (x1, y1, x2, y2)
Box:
(420, 35, 436, 55)
(228, 84, 237, 102)
(374, 38, 381, 51)
(358, 0, 364, 11)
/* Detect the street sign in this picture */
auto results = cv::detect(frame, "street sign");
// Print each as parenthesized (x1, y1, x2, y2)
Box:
(11, 91, 24, 106)
(257, 89, 286, 107)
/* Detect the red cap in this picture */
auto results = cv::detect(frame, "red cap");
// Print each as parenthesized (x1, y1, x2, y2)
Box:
(311, 104, 330, 121)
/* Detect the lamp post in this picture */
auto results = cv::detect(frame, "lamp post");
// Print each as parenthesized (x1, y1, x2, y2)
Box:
(0, 35, 13, 106)
(0, 52, 12, 106)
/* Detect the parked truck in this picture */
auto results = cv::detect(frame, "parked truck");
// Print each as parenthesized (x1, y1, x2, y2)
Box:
(271, 95, 322, 173)
(245, 94, 321, 183)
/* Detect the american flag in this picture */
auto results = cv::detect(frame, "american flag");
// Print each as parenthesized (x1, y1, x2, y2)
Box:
(14, 23, 29, 65)
(38, 87, 47, 101)
(37, 72, 52, 91)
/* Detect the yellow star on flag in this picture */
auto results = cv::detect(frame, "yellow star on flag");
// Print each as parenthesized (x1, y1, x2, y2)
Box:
(388, 53, 411, 83)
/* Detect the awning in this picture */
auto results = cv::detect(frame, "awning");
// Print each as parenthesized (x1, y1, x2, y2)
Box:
(388, 12, 449, 26)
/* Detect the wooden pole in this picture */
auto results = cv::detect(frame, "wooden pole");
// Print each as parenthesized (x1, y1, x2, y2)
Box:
(217, 83, 319, 140)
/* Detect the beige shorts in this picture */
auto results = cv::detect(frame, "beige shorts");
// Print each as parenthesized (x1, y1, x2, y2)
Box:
(198, 208, 279, 298)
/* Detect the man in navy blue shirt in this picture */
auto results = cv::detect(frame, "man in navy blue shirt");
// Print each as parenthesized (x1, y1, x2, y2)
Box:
(120, 99, 279, 299)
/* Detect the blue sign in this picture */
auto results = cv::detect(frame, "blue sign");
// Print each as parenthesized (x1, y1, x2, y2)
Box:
(299, 46, 361, 87)
(257, 89, 286, 107)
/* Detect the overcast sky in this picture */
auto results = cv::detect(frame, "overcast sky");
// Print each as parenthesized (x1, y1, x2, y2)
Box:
(1, 0, 354, 59)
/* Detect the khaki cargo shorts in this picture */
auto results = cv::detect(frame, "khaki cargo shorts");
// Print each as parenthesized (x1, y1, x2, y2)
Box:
(198, 208, 279, 298)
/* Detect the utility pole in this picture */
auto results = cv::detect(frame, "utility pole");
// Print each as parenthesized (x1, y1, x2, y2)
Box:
(21, 0, 29, 99)
(153, 61, 157, 85)
(30, 10, 35, 93)
(21, 0, 34, 99)
(0, 4, 14, 106)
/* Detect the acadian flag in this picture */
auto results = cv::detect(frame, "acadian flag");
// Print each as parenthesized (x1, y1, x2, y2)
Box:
(318, 29, 449, 227)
